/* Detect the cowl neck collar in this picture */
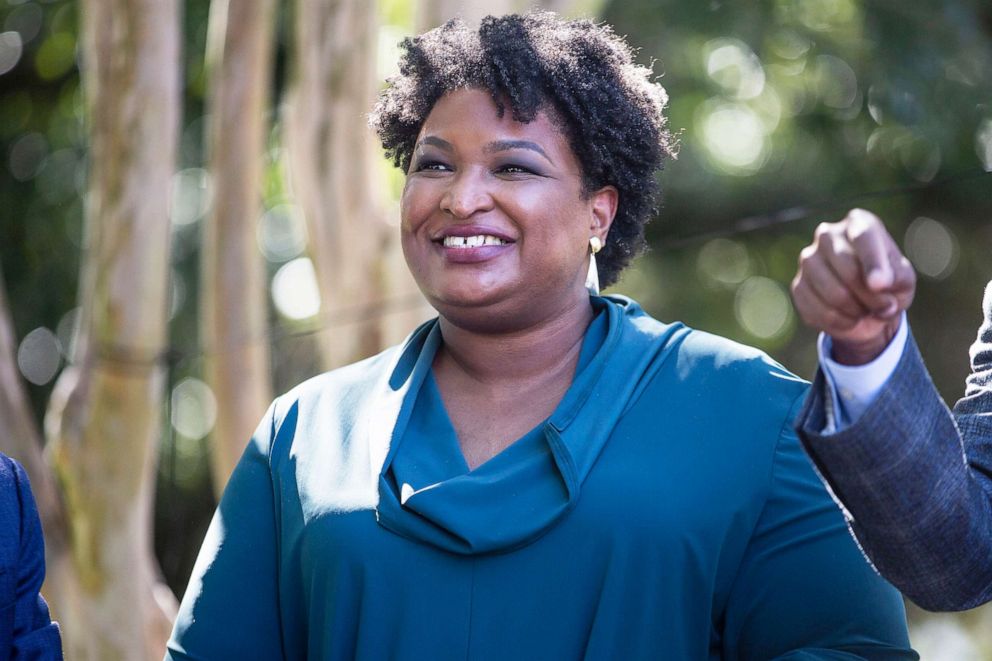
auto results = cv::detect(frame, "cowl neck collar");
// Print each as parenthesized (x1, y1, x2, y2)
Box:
(374, 296, 689, 555)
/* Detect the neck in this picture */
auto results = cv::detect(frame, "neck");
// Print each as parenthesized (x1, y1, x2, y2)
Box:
(435, 293, 595, 386)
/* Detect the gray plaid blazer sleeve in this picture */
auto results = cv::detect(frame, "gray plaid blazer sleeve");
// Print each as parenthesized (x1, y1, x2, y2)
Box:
(796, 281, 992, 612)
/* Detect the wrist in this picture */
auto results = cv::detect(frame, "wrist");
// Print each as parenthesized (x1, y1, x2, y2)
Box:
(830, 319, 901, 366)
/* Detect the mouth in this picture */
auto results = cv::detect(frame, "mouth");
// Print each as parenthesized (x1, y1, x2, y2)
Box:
(441, 234, 510, 248)
(431, 228, 515, 264)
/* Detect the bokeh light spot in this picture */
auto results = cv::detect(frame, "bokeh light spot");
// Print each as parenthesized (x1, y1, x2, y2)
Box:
(768, 29, 811, 60)
(34, 31, 76, 80)
(170, 378, 218, 442)
(976, 118, 992, 172)
(734, 276, 794, 340)
(814, 54, 858, 109)
(17, 326, 62, 385)
(272, 257, 321, 320)
(697, 238, 751, 288)
(905, 217, 958, 280)
(170, 168, 212, 226)
(699, 101, 769, 173)
(55, 307, 80, 362)
(705, 38, 766, 100)
(36, 148, 81, 203)
(4, 3, 43, 44)
(8, 131, 47, 181)
(0, 31, 23, 75)
(257, 203, 308, 263)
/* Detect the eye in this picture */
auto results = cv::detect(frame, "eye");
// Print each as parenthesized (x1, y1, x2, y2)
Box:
(413, 160, 452, 173)
(496, 163, 537, 176)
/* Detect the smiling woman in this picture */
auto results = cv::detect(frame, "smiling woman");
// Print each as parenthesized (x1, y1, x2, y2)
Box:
(166, 12, 917, 661)
(400, 88, 615, 336)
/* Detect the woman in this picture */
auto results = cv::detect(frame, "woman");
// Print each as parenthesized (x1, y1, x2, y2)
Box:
(167, 13, 915, 660)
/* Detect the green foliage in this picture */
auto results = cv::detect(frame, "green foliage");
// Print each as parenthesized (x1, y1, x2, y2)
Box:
(602, 0, 992, 396)
(0, 0, 82, 420)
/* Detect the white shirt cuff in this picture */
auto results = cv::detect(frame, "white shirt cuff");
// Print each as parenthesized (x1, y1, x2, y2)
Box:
(818, 312, 908, 431)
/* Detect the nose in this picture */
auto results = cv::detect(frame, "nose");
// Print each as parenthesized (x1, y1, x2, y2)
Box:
(440, 169, 494, 218)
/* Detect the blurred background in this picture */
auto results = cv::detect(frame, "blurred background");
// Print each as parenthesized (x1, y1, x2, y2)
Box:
(1, 0, 990, 658)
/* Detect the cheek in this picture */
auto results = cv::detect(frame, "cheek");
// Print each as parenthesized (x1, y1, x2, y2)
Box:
(400, 180, 433, 233)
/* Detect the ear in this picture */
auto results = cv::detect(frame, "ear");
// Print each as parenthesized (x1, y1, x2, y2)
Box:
(588, 185, 619, 244)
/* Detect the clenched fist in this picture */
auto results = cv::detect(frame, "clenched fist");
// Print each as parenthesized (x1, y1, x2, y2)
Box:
(791, 209, 916, 365)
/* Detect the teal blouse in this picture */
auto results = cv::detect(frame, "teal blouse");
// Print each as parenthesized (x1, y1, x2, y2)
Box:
(166, 296, 915, 660)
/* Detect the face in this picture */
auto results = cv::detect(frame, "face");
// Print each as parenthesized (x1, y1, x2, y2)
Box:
(400, 88, 617, 329)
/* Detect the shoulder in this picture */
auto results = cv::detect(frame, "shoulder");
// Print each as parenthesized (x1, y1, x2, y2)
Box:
(612, 298, 808, 447)
(0, 454, 30, 558)
(272, 345, 401, 424)
(0, 452, 15, 487)
(610, 295, 807, 412)
(255, 321, 434, 458)
(616, 295, 806, 401)
(0, 453, 28, 512)
(678, 328, 806, 393)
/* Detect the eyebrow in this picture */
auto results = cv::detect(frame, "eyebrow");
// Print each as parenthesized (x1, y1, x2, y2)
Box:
(415, 136, 554, 165)
(417, 136, 453, 152)
(484, 139, 553, 164)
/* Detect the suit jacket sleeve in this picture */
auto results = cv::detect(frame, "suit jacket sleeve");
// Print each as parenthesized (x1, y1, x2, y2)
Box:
(0, 455, 63, 659)
(795, 281, 992, 612)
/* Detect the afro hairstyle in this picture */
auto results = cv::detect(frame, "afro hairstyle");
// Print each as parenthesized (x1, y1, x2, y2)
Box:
(370, 11, 674, 288)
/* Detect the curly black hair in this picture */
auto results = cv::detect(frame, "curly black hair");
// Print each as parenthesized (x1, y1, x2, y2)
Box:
(370, 12, 674, 288)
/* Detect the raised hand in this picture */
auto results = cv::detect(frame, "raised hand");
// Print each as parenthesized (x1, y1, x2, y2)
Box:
(791, 209, 916, 365)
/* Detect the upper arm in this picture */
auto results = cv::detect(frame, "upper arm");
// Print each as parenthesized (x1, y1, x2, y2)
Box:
(722, 417, 916, 661)
(166, 404, 285, 661)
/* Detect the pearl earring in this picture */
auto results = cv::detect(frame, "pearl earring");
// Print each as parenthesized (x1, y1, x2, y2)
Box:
(586, 237, 603, 295)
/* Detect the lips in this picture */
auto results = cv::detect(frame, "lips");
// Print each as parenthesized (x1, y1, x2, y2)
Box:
(432, 226, 515, 263)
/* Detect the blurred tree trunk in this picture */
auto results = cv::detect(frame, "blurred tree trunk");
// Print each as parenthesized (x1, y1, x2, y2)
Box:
(416, 0, 515, 28)
(416, 0, 603, 30)
(285, 0, 429, 371)
(41, 0, 182, 658)
(202, 0, 275, 495)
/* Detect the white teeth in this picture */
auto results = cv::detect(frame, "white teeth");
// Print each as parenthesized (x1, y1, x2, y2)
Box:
(442, 235, 508, 248)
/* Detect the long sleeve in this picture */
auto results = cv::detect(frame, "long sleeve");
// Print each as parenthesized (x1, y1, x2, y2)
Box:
(166, 402, 285, 660)
(817, 314, 908, 430)
(723, 400, 916, 660)
(796, 281, 992, 611)
(4, 457, 62, 659)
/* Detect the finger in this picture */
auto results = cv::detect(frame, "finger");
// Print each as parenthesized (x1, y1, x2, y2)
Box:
(888, 251, 916, 309)
(846, 209, 894, 291)
(888, 249, 916, 294)
(791, 273, 861, 335)
(797, 247, 871, 320)
(817, 224, 898, 315)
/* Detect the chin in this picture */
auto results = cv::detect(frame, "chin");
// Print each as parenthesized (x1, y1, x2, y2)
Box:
(422, 285, 524, 330)
(427, 285, 509, 313)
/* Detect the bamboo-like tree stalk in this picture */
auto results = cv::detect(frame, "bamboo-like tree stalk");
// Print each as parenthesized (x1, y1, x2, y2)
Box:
(42, 0, 181, 657)
(202, 0, 276, 495)
(416, 0, 600, 31)
(285, 0, 429, 371)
